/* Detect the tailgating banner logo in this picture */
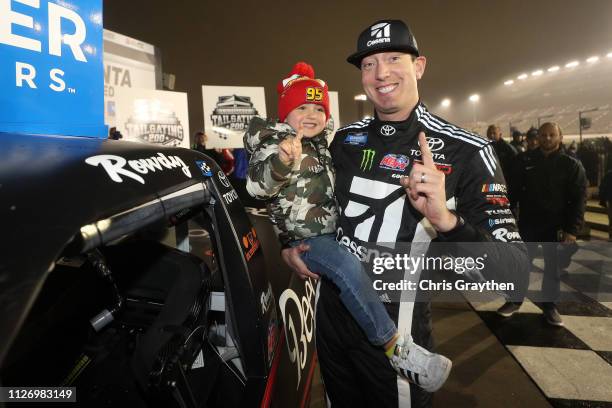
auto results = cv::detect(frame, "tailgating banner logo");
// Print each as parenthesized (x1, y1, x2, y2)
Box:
(124, 112, 185, 146)
(210, 95, 259, 139)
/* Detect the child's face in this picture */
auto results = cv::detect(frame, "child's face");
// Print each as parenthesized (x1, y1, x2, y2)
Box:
(285, 103, 327, 138)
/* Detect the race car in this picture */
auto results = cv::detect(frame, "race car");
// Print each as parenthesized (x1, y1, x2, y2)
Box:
(0, 133, 317, 407)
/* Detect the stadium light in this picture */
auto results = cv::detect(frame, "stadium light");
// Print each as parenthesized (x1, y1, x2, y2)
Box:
(497, 49, 612, 92)
(468, 94, 479, 123)
(441, 98, 451, 108)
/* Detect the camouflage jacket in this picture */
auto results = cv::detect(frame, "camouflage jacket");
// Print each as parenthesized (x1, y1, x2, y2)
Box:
(244, 117, 338, 246)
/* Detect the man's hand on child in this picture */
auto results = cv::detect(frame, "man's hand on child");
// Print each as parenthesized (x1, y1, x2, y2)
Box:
(281, 243, 320, 280)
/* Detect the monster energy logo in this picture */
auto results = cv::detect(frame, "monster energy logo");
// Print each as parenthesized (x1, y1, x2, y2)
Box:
(360, 149, 376, 171)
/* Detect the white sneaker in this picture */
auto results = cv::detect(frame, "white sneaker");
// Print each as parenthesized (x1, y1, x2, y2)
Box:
(390, 336, 452, 392)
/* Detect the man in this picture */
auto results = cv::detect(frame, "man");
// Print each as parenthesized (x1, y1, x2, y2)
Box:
(500, 122, 587, 325)
(486, 124, 517, 181)
(231, 147, 258, 207)
(108, 126, 123, 140)
(510, 129, 525, 152)
(282, 20, 528, 407)
(525, 127, 539, 151)
(191, 131, 223, 164)
(567, 141, 578, 158)
(599, 169, 612, 241)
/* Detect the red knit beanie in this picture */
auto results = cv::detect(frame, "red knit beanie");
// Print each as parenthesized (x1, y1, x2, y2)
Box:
(277, 62, 330, 123)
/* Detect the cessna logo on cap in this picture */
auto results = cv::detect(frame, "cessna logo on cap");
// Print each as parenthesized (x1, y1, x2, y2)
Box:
(347, 19, 420, 68)
(367, 22, 391, 47)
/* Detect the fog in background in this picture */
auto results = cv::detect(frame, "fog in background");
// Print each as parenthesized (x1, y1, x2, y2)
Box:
(104, 0, 612, 137)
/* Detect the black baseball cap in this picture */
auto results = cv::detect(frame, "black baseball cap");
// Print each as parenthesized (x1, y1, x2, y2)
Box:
(526, 127, 538, 138)
(347, 19, 420, 68)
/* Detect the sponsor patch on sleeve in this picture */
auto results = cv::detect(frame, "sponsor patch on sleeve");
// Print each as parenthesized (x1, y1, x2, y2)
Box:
(344, 132, 368, 146)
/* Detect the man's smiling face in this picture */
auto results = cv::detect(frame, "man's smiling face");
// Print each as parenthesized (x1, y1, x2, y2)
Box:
(360, 52, 426, 121)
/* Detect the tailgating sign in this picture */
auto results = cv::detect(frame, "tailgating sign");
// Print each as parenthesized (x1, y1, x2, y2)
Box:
(0, 0, 106, 137)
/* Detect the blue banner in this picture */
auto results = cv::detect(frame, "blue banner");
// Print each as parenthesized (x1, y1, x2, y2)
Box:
(0, 0, 106, 138)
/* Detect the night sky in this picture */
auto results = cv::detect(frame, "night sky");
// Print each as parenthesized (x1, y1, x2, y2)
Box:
(104, 0, 612, 135)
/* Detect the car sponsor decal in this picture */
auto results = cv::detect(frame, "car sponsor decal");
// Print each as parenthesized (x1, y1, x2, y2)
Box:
(218, 171, 231, 188)
(195, 160, 213, 177)
(85, 153, 191, 184)
(279, 278, 316, 388)
(242, 227, 260, 261)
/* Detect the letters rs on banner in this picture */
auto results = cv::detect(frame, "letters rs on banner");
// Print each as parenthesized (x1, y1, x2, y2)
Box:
(0, 0, 106, 138)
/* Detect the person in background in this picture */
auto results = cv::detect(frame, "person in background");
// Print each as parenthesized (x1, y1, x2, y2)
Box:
(231, 147, 261, 207)
(108, 126, 123, 140)
(525, 127, 539, 151)
(486, 124, 517, 181)
(191, 130, 207, 152)
(510, 129, 525, 152)
(599, 169, 612, 241)
(501, 122, 587, 325)
(192, 131, 223, 165)
(219, 148, 235, 176)
(567, 141, 578, 158)
(233, 148, 248, 181)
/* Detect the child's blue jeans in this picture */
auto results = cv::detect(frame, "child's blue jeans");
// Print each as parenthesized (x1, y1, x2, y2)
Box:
(290, 234, 396, 346)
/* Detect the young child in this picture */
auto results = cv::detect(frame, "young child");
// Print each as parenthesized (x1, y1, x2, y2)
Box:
(243, 62, 451, 392)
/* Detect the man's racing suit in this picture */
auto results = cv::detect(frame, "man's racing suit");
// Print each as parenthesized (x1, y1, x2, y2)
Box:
(316, 102, 529, 407)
